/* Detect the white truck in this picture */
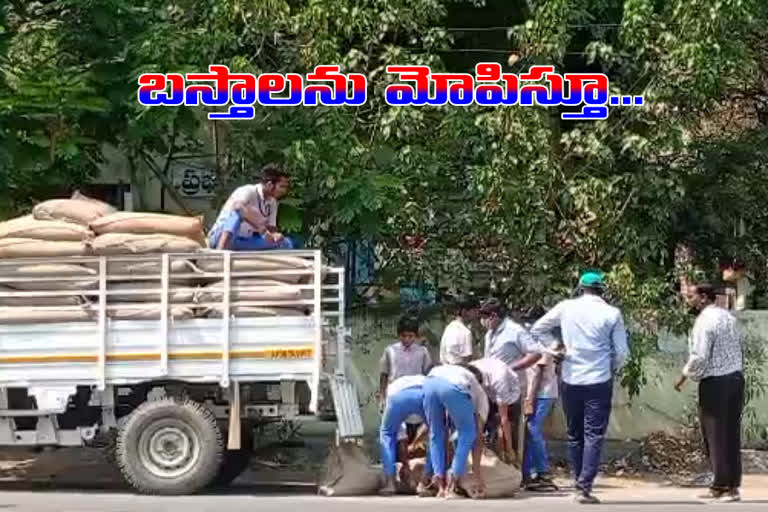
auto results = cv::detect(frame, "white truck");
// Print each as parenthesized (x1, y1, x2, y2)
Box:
(0, 250, 363, 494)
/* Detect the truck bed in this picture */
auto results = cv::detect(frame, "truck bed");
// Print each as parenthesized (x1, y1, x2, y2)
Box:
(0, 315, 318, 387)
(0, 250, 346, 413)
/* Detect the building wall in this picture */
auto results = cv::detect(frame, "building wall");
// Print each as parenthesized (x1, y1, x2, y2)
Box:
(345, 309, 768, 444)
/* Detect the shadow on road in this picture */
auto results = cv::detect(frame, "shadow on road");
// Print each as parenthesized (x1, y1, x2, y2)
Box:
(0, 480, 318, 496)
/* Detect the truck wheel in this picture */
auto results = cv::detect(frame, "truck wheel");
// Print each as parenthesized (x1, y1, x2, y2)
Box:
(210, 425, 253, 488)
(116, 398, 223, 495)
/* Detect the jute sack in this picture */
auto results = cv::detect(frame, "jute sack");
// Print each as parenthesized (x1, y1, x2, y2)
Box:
(92, 233, 202, 255)
(0, 238, 90, 258)
(82, 259, 202, 278)
(33, 192, 116, 225)
(196, 254, 313, 284)
(463, 448, 521, 498)
(195, 279, 302, 305)
(90, 212, 206, 245)
(0, 307, 92, 324)
(0, 285, 83, 306)
(317, 443, 380, 497)
(200, 305, 308, 318)
(105, 304, 195, 320)
(106, 281, 196, 303)
(0, 215, 93, 242)
(405, 448, 521, 499)
(0, 264, 97, 291)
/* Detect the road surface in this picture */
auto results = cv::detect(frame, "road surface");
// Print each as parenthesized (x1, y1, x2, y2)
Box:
(1, 483, 768, 512)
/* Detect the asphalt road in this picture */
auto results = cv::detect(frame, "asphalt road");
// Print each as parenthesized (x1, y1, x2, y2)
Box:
(0, 485, 767, 512)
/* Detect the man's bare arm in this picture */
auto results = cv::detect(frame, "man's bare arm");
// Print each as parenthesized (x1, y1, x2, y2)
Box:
(512, 353, 542, 371)
(379, 373, 389, 403)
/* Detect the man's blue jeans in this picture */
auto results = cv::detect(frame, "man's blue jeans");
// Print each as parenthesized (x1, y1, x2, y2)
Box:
(561, 380, 613, 493)
(208, 211, 294, 250)
(522, 397, 555, 479)
(380, 386, 433, 478)
(423, 376, 476, 478)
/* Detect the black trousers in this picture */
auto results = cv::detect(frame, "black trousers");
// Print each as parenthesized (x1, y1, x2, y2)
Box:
(699, 372, 745, 490)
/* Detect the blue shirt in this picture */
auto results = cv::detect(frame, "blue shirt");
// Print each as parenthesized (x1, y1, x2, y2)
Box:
(531, 294, 629, 386)
(484, 318, 542, 367)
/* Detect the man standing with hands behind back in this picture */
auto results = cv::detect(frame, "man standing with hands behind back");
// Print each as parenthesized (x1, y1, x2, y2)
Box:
(531, 271, 628, 504)
(675, 283, 745, 503)
(208, 163, 294, 250)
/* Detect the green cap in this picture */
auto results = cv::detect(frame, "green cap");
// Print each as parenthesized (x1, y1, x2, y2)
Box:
(579, 270, 605, 288)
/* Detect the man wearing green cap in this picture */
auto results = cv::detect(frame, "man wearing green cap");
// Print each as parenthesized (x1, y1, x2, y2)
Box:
(530, 270, 628, 504)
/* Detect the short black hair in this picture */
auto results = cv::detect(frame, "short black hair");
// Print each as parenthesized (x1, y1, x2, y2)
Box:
(462, 363, 484, 387)
(452, 294, 479, 315)
(479, 297, 506, 317)
(262, 163, 290, 184)
(397, 315, 419, 335)
(693, 283, 718, 303)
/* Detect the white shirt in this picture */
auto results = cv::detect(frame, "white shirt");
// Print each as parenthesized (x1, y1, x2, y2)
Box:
(440, 319, 473, 364)
(683, 305, 743, 381)
(379, 342, 432, 382)
(527, 352, 559, 399)
(470, 358, 521, 405)
(531, 294, 628, 386)
(387, 374, 426, 396)
(213, 184, 277, 238)
(428, 364, 489, 423)
(484, 318, 546, 393)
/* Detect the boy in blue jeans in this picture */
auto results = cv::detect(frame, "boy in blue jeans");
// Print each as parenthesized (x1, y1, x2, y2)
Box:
(379, 375, 434, 496)
(522, 350, 559, 491)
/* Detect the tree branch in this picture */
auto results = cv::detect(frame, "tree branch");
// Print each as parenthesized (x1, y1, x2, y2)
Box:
(140, 150, 194, 215)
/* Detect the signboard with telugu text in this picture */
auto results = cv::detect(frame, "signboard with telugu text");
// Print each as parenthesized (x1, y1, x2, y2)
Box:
(172, 166, 217, 198)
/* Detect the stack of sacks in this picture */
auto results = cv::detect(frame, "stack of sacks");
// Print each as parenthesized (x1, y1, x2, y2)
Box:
(0, 190, 115, 259)
(194, 254, 316, 318)
(89, 212, 206, 255)
(0, 191, 105, 257)
(0, 192, 113, 323)
(86, 212, 206, 320)
(0, 192, 208, 323)
(0, 263, 96, 323)
(97, 258, 202, 321)
(194, 279, 308, 318)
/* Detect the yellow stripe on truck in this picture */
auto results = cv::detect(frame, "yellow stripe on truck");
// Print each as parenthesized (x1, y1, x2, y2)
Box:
(0, 346, 315, 364)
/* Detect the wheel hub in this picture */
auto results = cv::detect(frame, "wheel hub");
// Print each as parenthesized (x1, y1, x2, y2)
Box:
(139, 424, 200, 478)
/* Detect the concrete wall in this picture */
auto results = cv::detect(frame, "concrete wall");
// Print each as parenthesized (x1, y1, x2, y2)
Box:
(345, 309, 768, 444)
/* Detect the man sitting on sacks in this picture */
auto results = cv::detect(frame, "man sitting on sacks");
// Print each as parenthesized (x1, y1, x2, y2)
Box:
(209, 163, 294, 250)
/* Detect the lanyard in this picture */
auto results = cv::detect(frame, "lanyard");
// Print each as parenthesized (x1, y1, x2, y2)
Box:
(257, 195, 272, 219)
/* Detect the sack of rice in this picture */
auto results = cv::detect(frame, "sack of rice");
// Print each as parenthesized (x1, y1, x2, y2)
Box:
(92, 233, 202, 255)
(200, 305, 308, 318)
(0, 215, 93, 242)
(33, 192, 116, 225)
(90, 212, 206, 245)
(0, 238, 89, 258)
(196, 253, 313, 284)
(0, 285, 83, 306)
(0, 307, 92, 324)
(0, 264, 97, 291)
(0, 263, 95, 278)
(195, 279, 302, 305)
(107, 281, 195, 303)
(317, 443, 380, 497)
(404, 448, 520, 499)
(463, 448, 521, 499)
(82, 259, 202, 278)
(106, 304, 194, 320)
